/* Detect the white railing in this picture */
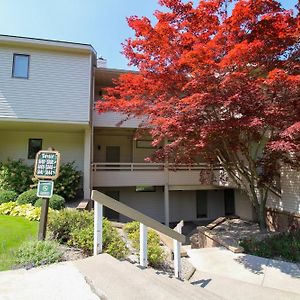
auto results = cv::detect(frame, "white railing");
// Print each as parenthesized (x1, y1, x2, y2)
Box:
(92, 190, 185, 278)
(92, 162, 223, 172)
(93, 162, 164, 171)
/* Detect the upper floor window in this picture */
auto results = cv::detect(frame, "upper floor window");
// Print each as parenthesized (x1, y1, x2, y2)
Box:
(12, 54, 30, 79)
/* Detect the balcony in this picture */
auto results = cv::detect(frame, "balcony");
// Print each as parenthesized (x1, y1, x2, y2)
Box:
(92, 162, 235, 188)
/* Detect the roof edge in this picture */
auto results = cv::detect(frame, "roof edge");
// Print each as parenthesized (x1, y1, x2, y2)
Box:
(0, 34, 97, 56)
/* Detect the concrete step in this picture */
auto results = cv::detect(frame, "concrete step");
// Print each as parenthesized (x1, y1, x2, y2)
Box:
(74, 253, 222, 300)
(190, 269, 300, 300)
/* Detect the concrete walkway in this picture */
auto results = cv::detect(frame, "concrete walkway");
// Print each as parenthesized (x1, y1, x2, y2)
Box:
(0, 263, 99, 300)
(187, 247, 300, 299)
(0, 254, 221, 300)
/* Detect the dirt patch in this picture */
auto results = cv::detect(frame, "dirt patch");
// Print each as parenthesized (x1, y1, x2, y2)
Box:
(58, 245, 88, 261)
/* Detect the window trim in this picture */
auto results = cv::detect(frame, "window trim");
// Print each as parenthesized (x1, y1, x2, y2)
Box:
(28, 138, 42, 159)
(12, 53, 30, 79)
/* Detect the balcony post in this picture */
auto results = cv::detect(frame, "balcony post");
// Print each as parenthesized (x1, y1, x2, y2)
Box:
(84, 127, 92, 199)
(164, 137, 170, 227)
(164, 185, 170, 227)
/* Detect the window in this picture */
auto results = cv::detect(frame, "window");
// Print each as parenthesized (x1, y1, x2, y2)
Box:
(12, 54, 30, 78)
(196, 190, 208, 218)
(28, 139, 42, 159)
(136, 186, 156, 192)
(136, 140, 154, 149)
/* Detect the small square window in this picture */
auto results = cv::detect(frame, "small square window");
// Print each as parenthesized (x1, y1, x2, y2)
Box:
(135, 186, 156, 192)
(28, 139, 42, 159)
(12, 54, 30, 78)
(136, 140, 155, 149)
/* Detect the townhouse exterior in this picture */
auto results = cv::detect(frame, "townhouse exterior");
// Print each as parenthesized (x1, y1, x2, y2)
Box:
(0, 34, 299, 229)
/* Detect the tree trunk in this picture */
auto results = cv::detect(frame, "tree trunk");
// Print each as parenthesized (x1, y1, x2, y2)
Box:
(258, 204, 267, 230)
(257, 189, 268, 230)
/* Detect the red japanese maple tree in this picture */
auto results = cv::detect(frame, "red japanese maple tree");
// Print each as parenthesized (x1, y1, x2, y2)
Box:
(97, 0, 300, 229)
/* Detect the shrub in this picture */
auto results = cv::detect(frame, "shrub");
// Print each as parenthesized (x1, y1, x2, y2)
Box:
(14, 240, 63, 268)
(0, 190, 18, 204)
(48, 209, 93, 243)
(0, 201, 50, 221)
(17, 189, 39, 205)
(124, 221, 165, 267)
(240, 231, 300, 263)
(35, 194, 65, 210)
(68, 219, 128, 259)
(48, 209, 128, 259)
(0, 201, 17, 215)
(124, 221, 140, 235)
(0, 159, 33, 194)
(54, 162, 81, 201)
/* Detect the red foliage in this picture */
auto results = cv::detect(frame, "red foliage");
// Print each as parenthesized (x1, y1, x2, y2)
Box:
(97, 0, 300, 178)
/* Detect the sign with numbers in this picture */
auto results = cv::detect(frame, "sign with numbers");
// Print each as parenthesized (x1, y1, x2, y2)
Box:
(37, 180, 54, 198)
(34, 150, 60, 180)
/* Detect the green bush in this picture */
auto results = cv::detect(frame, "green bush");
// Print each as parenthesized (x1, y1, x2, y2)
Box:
(124, 221, 140, 235)
(68, 219, 128, 259)
(240, 231, 300, 262)
(54, 162, 81, 201)
(0, 201, 17, 215)
(0, 190, 18, 204)
(35, 194, 65, 210)
(124, 221, 165, 267)
(0, 159, 33, 194)
(48, 209, 93, 243)
(14, 240, 63, 268)
(48, 209, 128, 259)
(0, 201, 50, 221)
(17, 189, 39, 205)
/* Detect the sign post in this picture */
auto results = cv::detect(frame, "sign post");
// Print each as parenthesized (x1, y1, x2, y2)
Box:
(34, 150, 60, 241)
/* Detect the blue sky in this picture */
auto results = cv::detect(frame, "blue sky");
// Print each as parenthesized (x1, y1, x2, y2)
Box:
(0, 0, 297, 70)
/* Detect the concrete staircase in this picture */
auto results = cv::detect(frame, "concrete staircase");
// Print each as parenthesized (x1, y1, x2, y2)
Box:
(74, 254, 222, 300)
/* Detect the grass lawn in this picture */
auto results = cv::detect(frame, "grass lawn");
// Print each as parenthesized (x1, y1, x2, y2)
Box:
(0, 215, 38, 271)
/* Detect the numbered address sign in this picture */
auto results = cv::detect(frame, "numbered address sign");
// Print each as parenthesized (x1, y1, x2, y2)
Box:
(34, 150, 61, 180)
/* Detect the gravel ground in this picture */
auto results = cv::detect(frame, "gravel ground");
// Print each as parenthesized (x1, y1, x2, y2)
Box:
(58, 244, 87, 262)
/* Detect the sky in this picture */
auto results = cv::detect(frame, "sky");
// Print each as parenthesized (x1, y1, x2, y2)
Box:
(0, 0, 298, 70)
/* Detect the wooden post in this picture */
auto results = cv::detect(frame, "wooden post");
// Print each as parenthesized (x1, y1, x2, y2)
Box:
(164, 184, 170, 227)
(38, 198, 49, 240)
(140, 223, 148, 267)
(93, 201, 103, 256)
(173, 220, 184, 278)
(173, 239, 181, 278)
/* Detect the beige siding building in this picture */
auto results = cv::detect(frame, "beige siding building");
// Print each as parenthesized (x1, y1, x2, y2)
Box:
(0, 34, 299, 229)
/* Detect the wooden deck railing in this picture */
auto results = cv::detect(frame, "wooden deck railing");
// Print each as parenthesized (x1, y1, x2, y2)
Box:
(91, 190, 185, 278)
(92, 162, 223, 171)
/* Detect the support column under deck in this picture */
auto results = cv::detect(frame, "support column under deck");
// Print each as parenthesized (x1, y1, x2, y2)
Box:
(164, 184, 170, 227)
(84, 127, 92, 199)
